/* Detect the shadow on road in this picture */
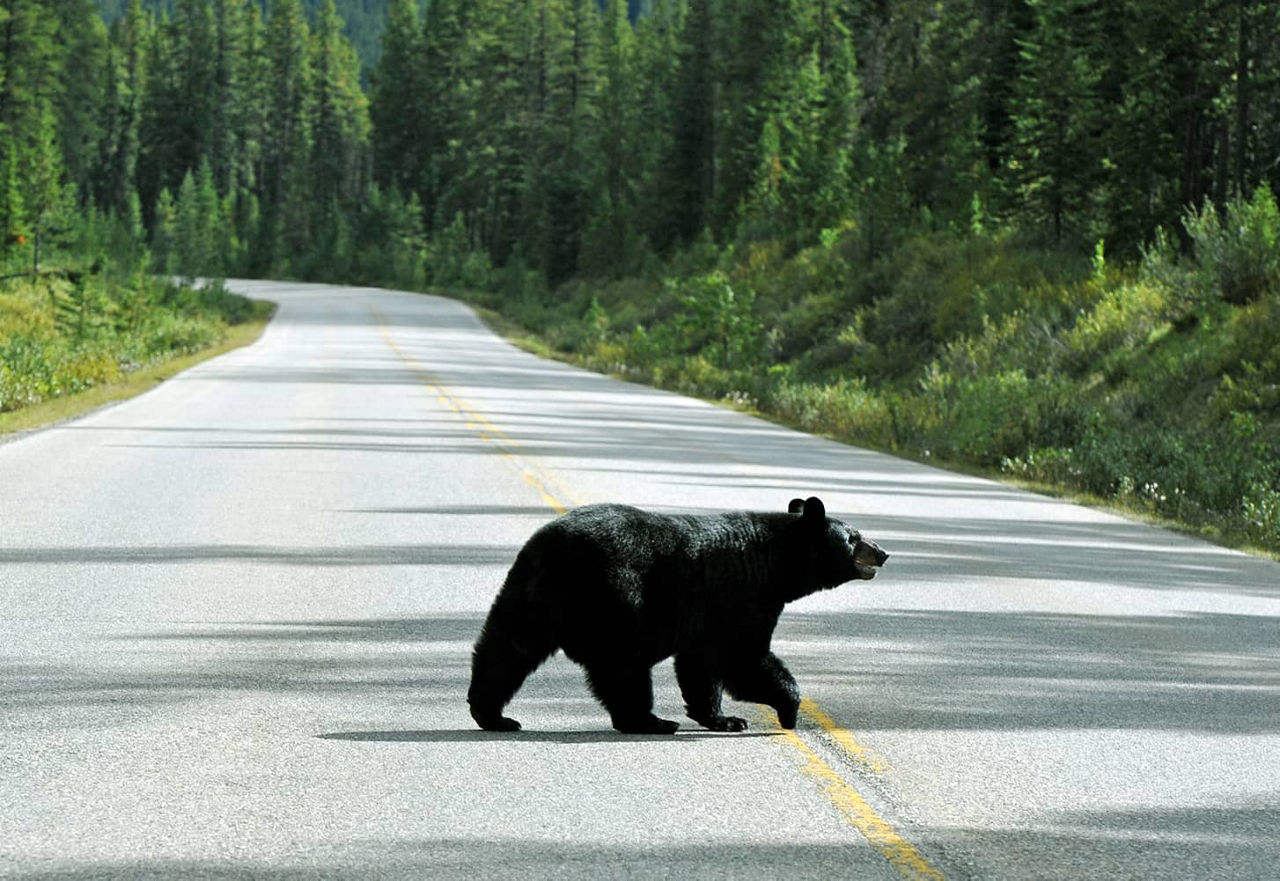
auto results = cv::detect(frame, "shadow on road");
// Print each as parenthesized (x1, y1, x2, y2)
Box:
(918, 802, 1280, 881)
(0, 543, 517, 566)
(781, 609, 1280, 734)
(317, 728, 781, 743)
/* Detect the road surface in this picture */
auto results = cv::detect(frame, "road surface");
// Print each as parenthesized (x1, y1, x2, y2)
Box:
(2, 280, 1278, 879)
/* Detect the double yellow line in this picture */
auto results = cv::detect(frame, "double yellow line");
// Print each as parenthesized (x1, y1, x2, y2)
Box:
(376, 312, 943, 880)
(375, 317, 578, 515)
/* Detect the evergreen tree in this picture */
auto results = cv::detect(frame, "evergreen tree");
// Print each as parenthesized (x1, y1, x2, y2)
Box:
(664, 0, 715, 251)
(95, 0, 148, 219)
(262, 0, 311, 267)
(0, 0, 59, 259)
(629, 0, 681, 255)
(1006, 0, 1106, 244)
(581, 0, 640, 276)
(417, 0, 466, 234)
(369, 0, 422, 196)
(50, 0, 107, 204)
(308, 0, 369, 275)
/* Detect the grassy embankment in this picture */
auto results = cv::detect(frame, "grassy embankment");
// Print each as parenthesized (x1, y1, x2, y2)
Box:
(0, 272, 272, 438)
(462, 187, 1280, 557)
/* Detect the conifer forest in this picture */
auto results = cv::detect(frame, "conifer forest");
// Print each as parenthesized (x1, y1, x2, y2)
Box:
(3, 0, 1280, 550)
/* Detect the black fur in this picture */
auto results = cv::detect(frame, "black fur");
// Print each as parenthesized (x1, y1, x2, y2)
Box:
(467, 496, 888, 734)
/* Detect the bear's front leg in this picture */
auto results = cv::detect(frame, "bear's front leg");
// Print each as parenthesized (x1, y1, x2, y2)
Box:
(723, 652, 801, 729)
(675, 652, 748, 732)
(584, 663, 680, 734)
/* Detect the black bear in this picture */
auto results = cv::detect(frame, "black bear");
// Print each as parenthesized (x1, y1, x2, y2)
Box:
(467, 496, 887, 734)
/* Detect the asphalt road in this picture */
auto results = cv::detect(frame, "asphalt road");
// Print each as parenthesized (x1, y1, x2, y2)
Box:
(2, 280, 1278, 879)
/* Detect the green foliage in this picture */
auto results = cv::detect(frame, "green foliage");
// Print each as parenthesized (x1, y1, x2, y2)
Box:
(1183, 185, 1280, 305)
(664, 272, 761, 369)
(0, 271, 255, 413)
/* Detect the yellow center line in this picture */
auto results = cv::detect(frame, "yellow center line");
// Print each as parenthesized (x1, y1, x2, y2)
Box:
(799, 697, 892, 775)
(778, 726, 945, 880)
(375, 315, 572, 514)
(375, 309, 943, 879)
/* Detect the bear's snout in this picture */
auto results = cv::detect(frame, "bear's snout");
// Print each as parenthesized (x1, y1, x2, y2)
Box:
(853, 539, 888, 579)
(858, 540, 888, 566)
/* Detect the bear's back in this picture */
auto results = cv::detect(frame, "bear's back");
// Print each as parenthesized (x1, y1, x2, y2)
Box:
(528, 504, 793, 599)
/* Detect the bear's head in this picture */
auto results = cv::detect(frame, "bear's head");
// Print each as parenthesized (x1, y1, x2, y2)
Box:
(787, 496, 888, 595)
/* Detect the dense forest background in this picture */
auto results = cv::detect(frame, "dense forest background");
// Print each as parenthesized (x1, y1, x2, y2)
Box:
(92, 0, 649, 70)
(6, 0, 1279, 285)
(3, 0, 1280, 549)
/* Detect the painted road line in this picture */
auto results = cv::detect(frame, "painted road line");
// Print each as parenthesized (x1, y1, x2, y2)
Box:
(800, 697, 892, 774)
(375, 315, 573, 514)
(779, 723, 944, 880)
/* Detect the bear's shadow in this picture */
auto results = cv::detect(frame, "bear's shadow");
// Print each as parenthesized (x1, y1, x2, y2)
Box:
(318, 728, 783, 744)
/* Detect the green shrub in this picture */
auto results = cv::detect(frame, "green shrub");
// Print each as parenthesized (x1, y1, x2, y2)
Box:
(769, 378, 895, 448)
(1062, 281, 1171, 376)
(0, 358, 48, 411)
(58, 347, 121, 392)
(940, 370, 1039, 465)
(1184, 184, 1280, 305)
(1242, 483, 1280, 547)
(665, 272, 763, 369)
(144, 315, 222, 357)
(461, 250, 496, 291)
(0, 292, 54, 337)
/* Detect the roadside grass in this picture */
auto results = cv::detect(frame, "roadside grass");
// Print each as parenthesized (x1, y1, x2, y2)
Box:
(0, 303, 273, 440)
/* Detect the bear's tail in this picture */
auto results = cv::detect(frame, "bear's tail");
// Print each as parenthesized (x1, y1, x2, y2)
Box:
(467, 554, 559, 732)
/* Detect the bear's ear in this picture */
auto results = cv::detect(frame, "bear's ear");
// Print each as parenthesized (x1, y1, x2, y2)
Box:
(801, 496, 826, 523)
(787, 498, 806, 514)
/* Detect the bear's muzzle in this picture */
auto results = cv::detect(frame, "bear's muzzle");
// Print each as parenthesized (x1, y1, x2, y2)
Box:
(853, 539, 888, 579)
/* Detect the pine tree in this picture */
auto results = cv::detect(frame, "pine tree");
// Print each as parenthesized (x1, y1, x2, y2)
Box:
(24, 103, 71, 273)
(0, 0, 59, 260)
(309, 0, 369, 274)
(0, 127, 27, 254)
(524, 0, 604, 283)
(630, 0, 681, 254)
(1006, 0, 1106, 245)
(152, 184, 176, 272)
(50, 0, 107, 204)
(581, 0, 640, 276)
(714, 0, 807, 237)
(417, 0, 465, 234)
(262, 0, 311, 267)
(173, 0, 218, 184)
(229, 0, 269, 272)
(664, 0, 715, 250)
(95, 0, 148, 219)
(369, 0, 422, 196)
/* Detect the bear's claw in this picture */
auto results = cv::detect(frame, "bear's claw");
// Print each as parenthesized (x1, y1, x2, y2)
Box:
(703, 715, 749, 732)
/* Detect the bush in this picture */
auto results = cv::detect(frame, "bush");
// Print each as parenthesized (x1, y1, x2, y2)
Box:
(143, 315, 222, 357)
(1184, 184, 1280, 305)
(1242, 483, 1280, 548)
(665, 272, 763, 369)
(1062, 281, 1172, 376)
(769, 378, 895, 448)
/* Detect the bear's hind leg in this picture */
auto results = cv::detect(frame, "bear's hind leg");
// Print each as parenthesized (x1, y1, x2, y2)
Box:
(675, 652, 747, 732)
(723, 651, 801, 729)
(468, 609, 557, 732)
(584, 662, 679, 735)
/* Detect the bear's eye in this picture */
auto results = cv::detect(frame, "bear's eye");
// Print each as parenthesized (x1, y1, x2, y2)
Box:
(847, 533, 859, 545)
